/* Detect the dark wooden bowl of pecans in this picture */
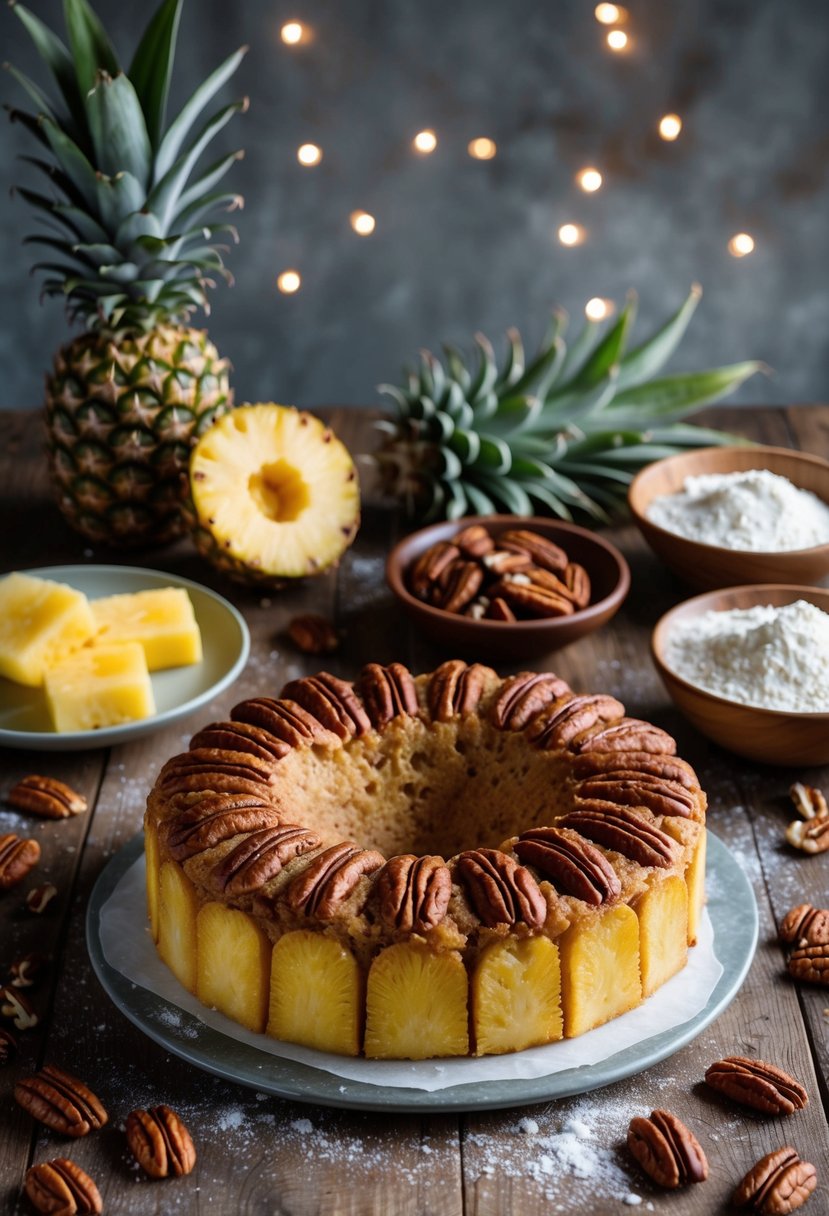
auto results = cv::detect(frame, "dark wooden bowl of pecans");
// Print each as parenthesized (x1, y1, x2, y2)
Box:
(386, 516, 630, 660)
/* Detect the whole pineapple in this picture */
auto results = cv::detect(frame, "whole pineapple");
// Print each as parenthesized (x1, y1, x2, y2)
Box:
(376, 287, 763, 522)
(8, 0, 246, 546)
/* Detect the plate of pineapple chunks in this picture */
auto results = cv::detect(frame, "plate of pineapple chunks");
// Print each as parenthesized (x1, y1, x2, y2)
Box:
(0, 566, 249, 750)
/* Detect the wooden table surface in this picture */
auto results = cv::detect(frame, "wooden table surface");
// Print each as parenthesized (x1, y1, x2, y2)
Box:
(1, 404, 828, 1216)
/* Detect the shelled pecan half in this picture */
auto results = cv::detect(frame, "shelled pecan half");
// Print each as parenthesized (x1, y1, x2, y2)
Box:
(514, 827, 621, 906)
(287, 613, 340, 655)
(285, 842, 384, 920)
(14, 1064, 108, 1136)
(9, 953, 48, 988)
(24, 1158, 102, 1215)
(787, 943, 829, 985)
(281, 673, 372, 740)
(0, 833, 40, 889)
(780, 905, 829, 947)
(211, 824, 322, 897)
(126, 1104, 197, 1178)
(455, 848, 546, 928)
(789, 783, 827, 820)
(26, 884, 58, 915)
(732, 1147, 816, 1214)
(1, 986, 39, 1030)
(785, 817, 829, 854)
(428, 660, 493, 721)
(7, 775, 88, 819)
(490, 671, 571, 731)
(627, 1108, 708, 1189)
(376, 854, 452, 933)
(357, 662, 419, 728)
(704, 1056, 808, 1115)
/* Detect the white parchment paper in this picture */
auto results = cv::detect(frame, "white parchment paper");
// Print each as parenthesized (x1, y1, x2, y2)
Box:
(99, 855, 723, 1092)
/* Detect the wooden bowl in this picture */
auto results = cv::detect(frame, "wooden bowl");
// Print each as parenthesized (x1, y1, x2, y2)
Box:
(628, 445, 829, 590)
(652, 584, 829, 765)
(386, 516, 630, 661)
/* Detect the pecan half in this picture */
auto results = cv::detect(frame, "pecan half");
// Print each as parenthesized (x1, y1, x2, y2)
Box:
(357, 662, 419, 728)
(0, 1026, 17, 1065)
(126, 1104, 197, 1178)
(490, 671, 571, 731)
(787, 943, 829, 985)
(7, 775, 87, 820)
(499, 529, 568, 575)
(527, 694, 625, 750)
(25, 1158, 102, 1215)
(0, 833, 40, 889)
(704, 1056, 808, 1115)
(190, 720, 290, 763)
(453, 523, 495, 558)
(408, 540, 461, 599)
(575, 774, 697, 819)
(376, 854, 452, 932)
(436, 559, 484, 614)
(482, 549, 533, 575)
(514, 827, 621, 906)
(14, 1064, 108, 1136)
(10, 953, 48, 988)
(485, 596, 516, 621)
(564, 562, 591, 608)
(1, 986, 39, 1030)
(790, 782, 827, 820)
(455, 848, 547, 928)
(732, 1147, 817, 1214)
(559, 804, 677, 869)
(211, 824, 321, 897)
(281, 673, 371, 740)
(285, 842, 384, 919)
(627, 1108, 708, 1189)
(160, 748, 274, 790)
(780, 905, 829, 947)
(496, 579, 574, 619)
(428, 660, 493, 721)
(26, 883, 58, 914)
(570, 750, 697, 789)
(162, 795, 281, 862)
(785, 817, 829, 854)
(571, 718, 677, 756)
(287, 612, 340, 655)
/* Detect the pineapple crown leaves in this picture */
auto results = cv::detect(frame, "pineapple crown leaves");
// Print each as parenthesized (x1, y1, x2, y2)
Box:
(6, 0, 247, 331)
(377, 285, 766, 523)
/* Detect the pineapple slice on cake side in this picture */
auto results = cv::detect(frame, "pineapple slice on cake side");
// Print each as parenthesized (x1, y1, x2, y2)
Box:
(7, 0, 246, 547)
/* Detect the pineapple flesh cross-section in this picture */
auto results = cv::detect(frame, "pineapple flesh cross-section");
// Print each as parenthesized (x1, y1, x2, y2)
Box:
(364, 942, 469, 1059)
(634, 876, 689, 999)
(268, 930, 363, 1056)
(559, 904, 642, 1038)
(196, 903, 271, 1033)
(472, 936, 563, 1056)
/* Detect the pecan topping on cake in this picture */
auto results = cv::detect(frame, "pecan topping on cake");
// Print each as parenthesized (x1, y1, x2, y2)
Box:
(704, 1056, 808, 1115)
(25, 1159, 102, 1215)
(570, 750, 697, 789)
(409, 540, 461, 599)
(357, 663, 419, 728)
(786, 943, 829, 985)
(428, 660, 494, 721)
(527, 694, 625, 750)
(158, 749, 274, 799)
(559, 804, 678, 868)
(286, 842, 384, 919)
(514, 827, 621, 906)
(14, 1064, 108, 1136)
(732, 1147, 816, 1215)
(491, 671, 571, 731)
(162, 795, 281, 862)
(456, 848, 546, 928)
(575, 775, 697, 818)
(780, 904, 829, 946)
(453, 523, 495, 558)
(211, 824, 322, 897)
(281, 673, 372, 740)
(7, 774, 88, 819)
(499, 529, 568, 575)
(0, 833, 40, 890)
(376, 854, 451, 932)
(190, 721, 291, 763)
(231, 696, 338, 749)
(571, 718, 677, 755)
(627, 1108, 708, 1189)
(126, 1105, 197, 1178)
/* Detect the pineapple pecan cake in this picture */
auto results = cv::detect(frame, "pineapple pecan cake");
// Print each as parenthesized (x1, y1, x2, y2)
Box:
(144, 663, 707, 1059)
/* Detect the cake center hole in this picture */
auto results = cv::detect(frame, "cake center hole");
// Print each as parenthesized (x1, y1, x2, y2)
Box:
(248, 460, 310, 522)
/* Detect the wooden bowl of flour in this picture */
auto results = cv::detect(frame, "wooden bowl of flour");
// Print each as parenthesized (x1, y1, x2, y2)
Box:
(629, 446, 829, 590)
(652, 584, 829, 766)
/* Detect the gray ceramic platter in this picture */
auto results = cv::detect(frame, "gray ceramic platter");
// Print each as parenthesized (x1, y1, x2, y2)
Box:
(87, 831, 757, 1112)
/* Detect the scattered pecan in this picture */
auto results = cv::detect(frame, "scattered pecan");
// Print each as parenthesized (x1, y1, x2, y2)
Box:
(1, 986, 39, 1030)
(210, 824, 321, 897)
(0, 1026, 18, 1065)
(25, 883, 58, 915)
(281, 673, 372, 740)
(14, 1064, 108, 1136)
(558, 804, 677, 869)
(7, 775, 88, 820)
(428, 660, 493, 721)
(514, 827, 621, 906)
(575, 774, 696, 819)
(499, 529, 569, 575)
(785, 817, 829, 854)
(231, 696, 338, 749)
(287, 612, 340, 655)
(189, 720, 290, 763)
(732, 1147, 817, 1214)
(570, 750, 697, 790)
(485, 596, 516, 621)
(571, 718, 677, 755)
(496, 579, 574, 619)
(787, 943, 829, 986)
(24, 1158, 102, 1215)
(704, 1056, 808, 1115)
(780, 905, 829, 947)
(285, 842, 384, 919)
(627, 1108, 708, 1189)
(453, 523, 495, 558)
(408, 540, 461, 599)
(0, 833, 41, 890)
(436, 559, 484, 614)
(357, 662, 419, 728)
(126, 1104, 197, 1178)
(790, 783, 827, 820)
(9, 953, 48, 988)
(527, 694, 624, 750)
(490, 671, 571, 731)
(162, 795, 281, 863)
(376, 854, 452, 932)
(455, 848, 547, 928)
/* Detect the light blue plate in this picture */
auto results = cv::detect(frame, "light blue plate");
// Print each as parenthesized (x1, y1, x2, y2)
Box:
(0, 565, 249, 750)
(87, 832, 757, 1112)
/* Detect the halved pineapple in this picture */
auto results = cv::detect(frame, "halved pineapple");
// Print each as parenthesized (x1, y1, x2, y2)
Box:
(364, 942, 469, 1059)
(145, 822, 160, 943)
(91, 588, 202, 671)
(560, 905, 641, 1038)
(267, 930, 362, 1055)
(0, 572, 94, 686)
(685, 833, 707, 947)
(196, 902, 271, 1033)
(634, 876, 689, 998)
(157, 861, 199, 994)
(472, 936, 562, 1056)
(44, 641, 155, 732)
(188, 404, 360, 587)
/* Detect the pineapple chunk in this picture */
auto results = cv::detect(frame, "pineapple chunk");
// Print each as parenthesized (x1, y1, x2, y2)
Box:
(472, 936, 562, 1056)
(91, 587, 202, 671)
(634, 876, 689, 998)
(560, 905, 642, 1038)
(157, 861, 199, 993)
(268, 930, 362, 1056)
(196, 902, 270, 1033)
(685, 832, 707, 947)
(145, 822, 161, 943)
(0, 571, 95, 686)
(44, 641, 155, 732)
(364, 942, 469, 1059)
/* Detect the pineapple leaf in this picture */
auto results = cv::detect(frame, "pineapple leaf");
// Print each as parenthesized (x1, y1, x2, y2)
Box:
(11, 4, 87, 137)
(616, 283, 702, 391)
(607, 362, 763, 419)
(463, 483, 497, 515)
(85, 72, 152, 189)
(39, 115, 99, 210)
(496, 328, 525, 390)
(468, 334, 498, 403)
(556, 296, 635, 393)
(173, 190, 243, 232)
(129, 0, 182, 148)
(4, 63, 62, 127)
(7, 106, 51, 149)
(448, 428, 481, 464)
(509, 310, 566, 395)
(148, 99, 247, 230)
(521, 480, 572, 519)
(537, 368, 619, 422)
(154, 46, 247, 181)
(63, 0, 120, 97)
(93, 169, 144, 232)
(472, 434, 512, 473)
(643, 423, 749, 447)
(550, 316, 600, 388)
(172, 151, 245, 219)
(475, 472, 534, 515)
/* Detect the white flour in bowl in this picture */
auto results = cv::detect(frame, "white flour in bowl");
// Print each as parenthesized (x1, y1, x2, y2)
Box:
(647, 469, 829, 551)
(664, 599, 829, 711)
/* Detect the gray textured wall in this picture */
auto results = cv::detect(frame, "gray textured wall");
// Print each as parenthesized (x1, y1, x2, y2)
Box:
(1, 0, 827, 411)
